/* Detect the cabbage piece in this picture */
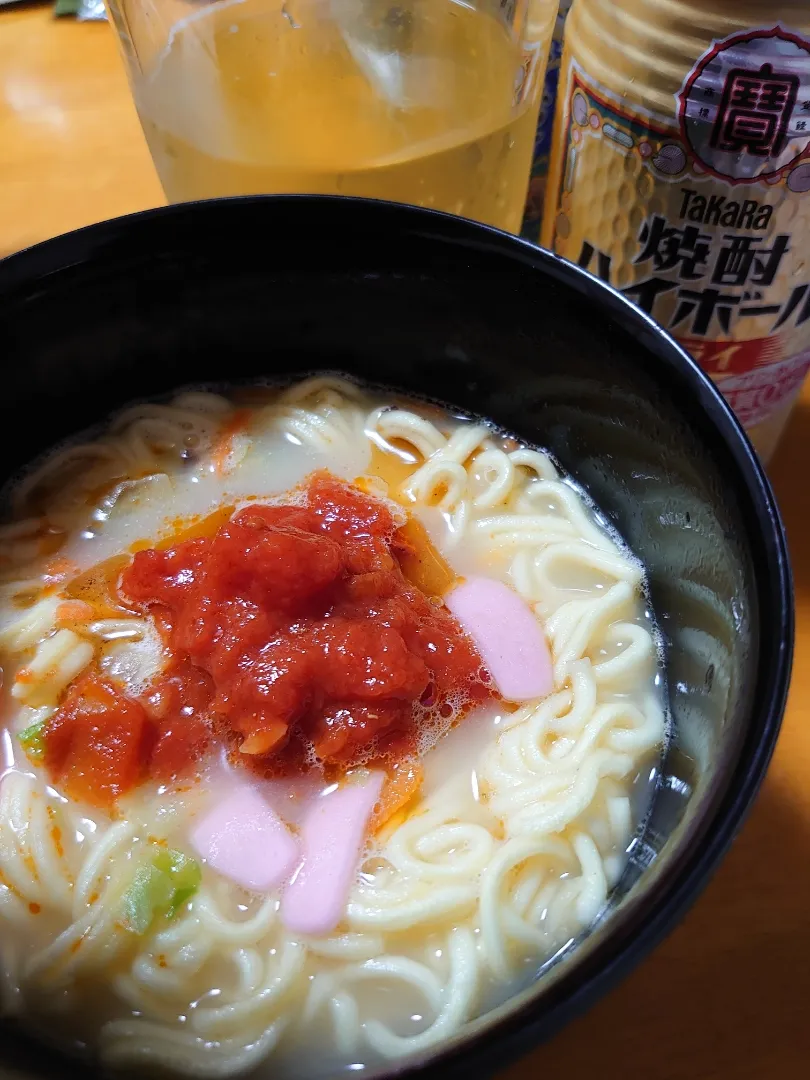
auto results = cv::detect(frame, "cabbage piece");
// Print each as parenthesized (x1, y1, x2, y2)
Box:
(18, 718, 47, 763)
(122, 847, 201, 934)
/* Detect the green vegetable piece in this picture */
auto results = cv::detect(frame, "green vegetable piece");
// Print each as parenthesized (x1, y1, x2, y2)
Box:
(18, 719, 47, 764)
(122, 864, 166, 935)
(122, 847, 201, 935)
(157, 848, 202, 919)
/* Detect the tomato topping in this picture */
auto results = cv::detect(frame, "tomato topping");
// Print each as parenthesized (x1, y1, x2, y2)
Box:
(42, 675, 155, 809)
(41, 473, 491, 805)
(141, 659, 215, 783)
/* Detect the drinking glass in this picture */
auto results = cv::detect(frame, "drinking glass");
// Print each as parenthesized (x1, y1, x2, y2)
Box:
(106, 0, 559, 233)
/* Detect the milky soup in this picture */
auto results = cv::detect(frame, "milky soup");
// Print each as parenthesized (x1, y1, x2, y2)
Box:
(0, 376, 666, 1076)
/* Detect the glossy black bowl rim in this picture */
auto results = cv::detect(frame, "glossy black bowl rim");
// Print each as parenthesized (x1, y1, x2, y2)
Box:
(0, 196, 794, 1079)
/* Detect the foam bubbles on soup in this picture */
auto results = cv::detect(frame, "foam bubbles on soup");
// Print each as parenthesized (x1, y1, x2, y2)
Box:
(0, 376, 666, 1077)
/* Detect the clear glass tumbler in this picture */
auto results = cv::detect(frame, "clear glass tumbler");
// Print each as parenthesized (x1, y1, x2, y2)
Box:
(107, 0, 559, 233)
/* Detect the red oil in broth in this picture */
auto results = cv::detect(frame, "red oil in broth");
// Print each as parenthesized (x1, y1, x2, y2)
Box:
(41, 473, 491, 810)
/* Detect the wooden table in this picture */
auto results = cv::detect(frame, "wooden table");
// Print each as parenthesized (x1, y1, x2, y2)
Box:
(1, 6, 808, 1079)
(0, 4, 164, 258)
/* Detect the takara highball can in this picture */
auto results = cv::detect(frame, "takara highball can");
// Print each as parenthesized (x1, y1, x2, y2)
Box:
(541, 0, 810, 460)
(521, 0, 572, 238)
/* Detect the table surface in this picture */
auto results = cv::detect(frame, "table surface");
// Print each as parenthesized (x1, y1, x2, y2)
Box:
(1, 7, 808, 1079)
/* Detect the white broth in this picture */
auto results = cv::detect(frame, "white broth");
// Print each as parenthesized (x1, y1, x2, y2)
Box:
(0, 376, 666, 1077)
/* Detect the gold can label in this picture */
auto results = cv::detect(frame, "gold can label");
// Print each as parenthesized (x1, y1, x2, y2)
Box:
(542, 23, 810, 427)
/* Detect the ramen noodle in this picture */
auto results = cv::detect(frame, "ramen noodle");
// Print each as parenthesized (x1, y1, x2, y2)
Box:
(0, 377, 666, 1077)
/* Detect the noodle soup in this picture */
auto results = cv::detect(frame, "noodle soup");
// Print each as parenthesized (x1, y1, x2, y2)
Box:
(0, 377, 666, 1077)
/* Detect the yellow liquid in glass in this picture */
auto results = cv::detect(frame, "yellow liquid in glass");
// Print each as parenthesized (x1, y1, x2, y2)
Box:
(135, 0, 541, 232)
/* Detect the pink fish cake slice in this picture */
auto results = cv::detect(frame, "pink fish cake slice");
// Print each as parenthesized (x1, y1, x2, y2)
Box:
(191, 782, 300, 892)
(445, 576, 553, 701)
(281, 772, 384, 937)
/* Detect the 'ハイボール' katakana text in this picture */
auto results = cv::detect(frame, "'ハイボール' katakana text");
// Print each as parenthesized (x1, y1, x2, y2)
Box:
(577, 219, 808, 337)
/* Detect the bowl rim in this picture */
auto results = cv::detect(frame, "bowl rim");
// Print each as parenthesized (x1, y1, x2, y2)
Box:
(0, 195, 795, 1079)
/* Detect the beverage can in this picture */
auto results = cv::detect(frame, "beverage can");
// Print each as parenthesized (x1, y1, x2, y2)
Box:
(541, 0, 810, 460)
(521, 0, 572, 238)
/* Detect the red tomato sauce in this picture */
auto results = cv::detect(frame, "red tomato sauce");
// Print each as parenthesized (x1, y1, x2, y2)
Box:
(41, 474, 491, 809)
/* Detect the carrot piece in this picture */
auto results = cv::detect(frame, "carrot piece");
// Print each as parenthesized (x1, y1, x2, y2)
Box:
(211, 410, 251, 476)
(369, 760, 423, 834)
(392, 518, 457, 598)
(42, 556, 79, 588)
(55, 600, 95, 624)
(239, 723, 289, 756)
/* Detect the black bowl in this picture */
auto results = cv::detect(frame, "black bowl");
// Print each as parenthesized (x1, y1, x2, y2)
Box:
(0, 197, 792, 1080)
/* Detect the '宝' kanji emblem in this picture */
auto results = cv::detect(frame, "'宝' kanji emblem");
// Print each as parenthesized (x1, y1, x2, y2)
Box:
(678, 27, 810, 184)
(710, 63, 799, 158)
